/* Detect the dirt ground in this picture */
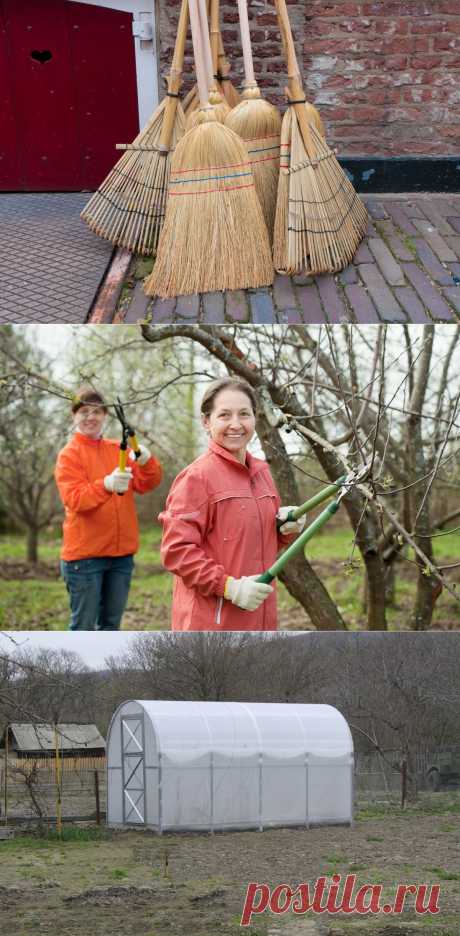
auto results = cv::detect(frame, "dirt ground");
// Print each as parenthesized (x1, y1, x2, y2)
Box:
(0, 801, 459, 936)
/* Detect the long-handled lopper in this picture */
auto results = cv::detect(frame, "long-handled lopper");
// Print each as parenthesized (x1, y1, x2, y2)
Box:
(258, 466, 370, 584)
(114, 397, 141, 495)
(275, 474, 347, 530)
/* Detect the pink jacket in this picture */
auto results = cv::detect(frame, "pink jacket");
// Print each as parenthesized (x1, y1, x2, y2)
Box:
(159, 440, 291, 631)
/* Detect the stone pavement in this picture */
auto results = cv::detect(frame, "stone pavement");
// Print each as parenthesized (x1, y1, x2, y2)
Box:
(0, 193, 113, 323)
(121, 193, 460, 326)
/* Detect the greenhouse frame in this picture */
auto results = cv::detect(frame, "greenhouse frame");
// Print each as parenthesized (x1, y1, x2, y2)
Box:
(106, 700, 354, 833)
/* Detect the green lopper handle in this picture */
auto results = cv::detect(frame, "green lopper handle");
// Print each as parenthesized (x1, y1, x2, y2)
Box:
(277, 475, 347, 527)
(259, 499, 340, 583)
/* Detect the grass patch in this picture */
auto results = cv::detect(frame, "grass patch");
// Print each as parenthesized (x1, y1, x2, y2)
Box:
(323, 853, 345, 864)
(0, 525, 458, 631)
(42, 826, 110, 844)
(424, 866, 460, 881)
(0, 827, 108, 850)
(356, 793, 460, 821)
(111, 868, 129, 880)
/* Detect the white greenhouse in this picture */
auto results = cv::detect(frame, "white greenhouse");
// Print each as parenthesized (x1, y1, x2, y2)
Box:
(106, 700, 354, 832)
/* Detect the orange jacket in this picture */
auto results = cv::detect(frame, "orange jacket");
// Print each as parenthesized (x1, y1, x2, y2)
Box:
(159, 440, 292, 631)
(55, 432, 162, 561)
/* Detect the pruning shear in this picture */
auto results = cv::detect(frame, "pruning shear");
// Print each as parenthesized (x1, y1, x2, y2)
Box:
(258, 464, 371, 584)
(113, 397, 141, 494)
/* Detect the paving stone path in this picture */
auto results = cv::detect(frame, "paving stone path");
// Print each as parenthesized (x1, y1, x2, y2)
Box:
(0, 192, 458, 325)
(122, 193, 460, 326)
(0, 193, 113, 323)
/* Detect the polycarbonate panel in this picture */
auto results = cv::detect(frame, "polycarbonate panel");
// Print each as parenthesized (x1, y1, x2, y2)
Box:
(308, 763, 352, 823)
(144, 767, 159, 827)
(262, 751, 304, 767)
(213, 751, 259, 769)
(161, 768, 211, 828)
(297, 708, 351, 755)
(213, 765, 259, 826)
(247, 708, 305, 752)
(154, 712, 211, 753)
(107, 768, 123, 824)
(205, 705, 260, 753)
(262, 765, 306, 824)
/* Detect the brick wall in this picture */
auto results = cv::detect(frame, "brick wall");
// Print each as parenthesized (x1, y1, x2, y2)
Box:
(157, 0, 460, 156)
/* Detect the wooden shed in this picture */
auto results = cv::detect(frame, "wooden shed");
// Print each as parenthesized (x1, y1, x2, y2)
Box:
(1, 723, 106, 759)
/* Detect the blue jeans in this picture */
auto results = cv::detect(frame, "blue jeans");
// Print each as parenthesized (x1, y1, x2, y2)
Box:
(60, 555, 134, 631)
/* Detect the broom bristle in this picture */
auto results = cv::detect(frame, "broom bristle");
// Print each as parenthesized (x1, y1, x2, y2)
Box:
(186, 88, 230, 129)
(144, 117, 274, 298)
(304, 101, 325, 138)
(225, 95, 281, 240)
(184, 81, 236, 122)
(274, 107, 368, 275)
(81, 98, 186, 255)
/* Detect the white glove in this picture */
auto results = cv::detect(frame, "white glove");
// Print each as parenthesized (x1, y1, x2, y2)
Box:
(103, 467, 133, 494)
(277, 506, 307, 535)
(129, 444, 151, 467)
(225, 575, 273, 611)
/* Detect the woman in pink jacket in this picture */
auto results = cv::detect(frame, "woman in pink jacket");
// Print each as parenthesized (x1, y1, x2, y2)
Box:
(159, 378, 305, 631)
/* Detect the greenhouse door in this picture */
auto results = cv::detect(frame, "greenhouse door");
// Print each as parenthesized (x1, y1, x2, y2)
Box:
(121, 716, 146, 825)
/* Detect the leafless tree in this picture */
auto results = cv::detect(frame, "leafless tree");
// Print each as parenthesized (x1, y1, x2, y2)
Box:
(140, 323, 460, 631)
(0, 327, 65, 563)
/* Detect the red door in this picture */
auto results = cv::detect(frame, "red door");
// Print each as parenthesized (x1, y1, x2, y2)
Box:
(0, 1, 139, 191)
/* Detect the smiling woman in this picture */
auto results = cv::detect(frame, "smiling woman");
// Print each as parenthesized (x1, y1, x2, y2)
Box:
(159, 378, 306, 632)
(54, 387, 163, 631)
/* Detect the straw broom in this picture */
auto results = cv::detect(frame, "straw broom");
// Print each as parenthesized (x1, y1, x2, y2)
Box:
(80, 0, 188, 256)
(273, 0, 368, 276)
(144, 0, 273, 299)
(184, 0, 240, 118)
(186, 0, 230, 129)
(225, 0, 281, 241)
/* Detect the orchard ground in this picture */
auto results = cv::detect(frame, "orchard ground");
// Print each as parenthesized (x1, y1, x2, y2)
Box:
(0, 527, 459, 631)
(0, 795, 459, 936)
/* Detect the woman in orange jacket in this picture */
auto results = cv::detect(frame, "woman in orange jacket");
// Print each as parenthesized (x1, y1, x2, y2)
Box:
(55, 387, 162, 631)
(159, 378, 305, 631)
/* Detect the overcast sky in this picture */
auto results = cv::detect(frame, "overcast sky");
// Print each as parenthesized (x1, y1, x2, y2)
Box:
(0, 631, 141, 669)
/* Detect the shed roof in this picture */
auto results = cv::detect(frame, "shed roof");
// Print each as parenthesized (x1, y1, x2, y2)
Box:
(5, 723, 106, 752)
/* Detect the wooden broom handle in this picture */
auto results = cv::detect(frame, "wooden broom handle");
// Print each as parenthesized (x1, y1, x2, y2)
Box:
(170, 0, 189, 78)
(210, 0, 220, 76)
(217, 30, 231, 77)
(189, 0, 210, 107)
(274, 0, 315, 159)
(237, 0, 255, 84)
(273, 0, 301, 86)
(197, 0, 215, 88)
(158, 0, 189, 150)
